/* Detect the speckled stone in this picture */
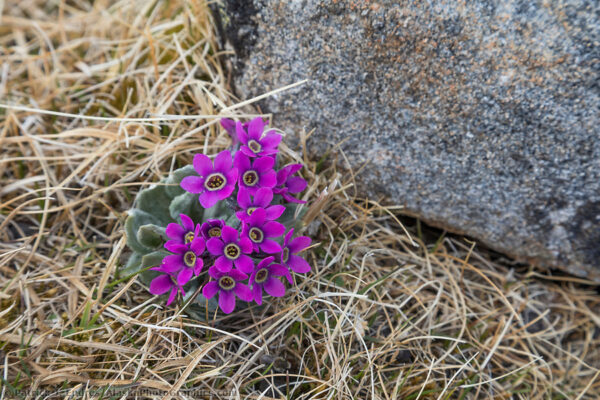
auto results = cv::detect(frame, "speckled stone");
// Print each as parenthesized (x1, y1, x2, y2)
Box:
(214, 0, 600, 280)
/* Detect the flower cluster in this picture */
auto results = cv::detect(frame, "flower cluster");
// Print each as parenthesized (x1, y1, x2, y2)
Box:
(148, 117, 311, 313)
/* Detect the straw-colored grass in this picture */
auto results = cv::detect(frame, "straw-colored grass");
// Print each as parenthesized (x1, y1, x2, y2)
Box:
(1, 1, 599, 399)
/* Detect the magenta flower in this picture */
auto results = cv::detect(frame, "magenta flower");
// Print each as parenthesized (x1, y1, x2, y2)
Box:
(236, 187, 284, 223)
(206, 226, 254, 273)
(149, 265, 186, 306)
(278, 228, 311, 283)
(249, 256, 290, 305)
(200, 219, 224, 240)
(236, 118, 281, 158)
(180, 150, 238, 208)
(162, 238, 205, 286)
(273, 164, 307, 204)
(165, 213, 200, 248)
(202, 266, 253, 314)
(220, 118, 243, 146)
(233, 152, 277, 195)
(241, 208, 285, 253)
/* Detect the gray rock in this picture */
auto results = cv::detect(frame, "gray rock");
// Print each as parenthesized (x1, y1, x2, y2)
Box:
(214, 0, 600, 280)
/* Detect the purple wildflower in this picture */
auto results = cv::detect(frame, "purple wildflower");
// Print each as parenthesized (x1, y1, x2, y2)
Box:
(236, 117, 281, 158)
(200, 219, 224, 240)
(233, 152, 277, 195)
(278, 228, 311, 283)
(273, 164, 307, 204)
(202, 266, 253, 314)
(220, 118, 242, 146)
(236, 187, 284, 223)
(149, 265, 186, 306)
(241, 208, 285, 254)
(162, 238, 205, 286)
(180, 150, 238, 208)
(206, 226, 254, 273)
(165, 213, 200, 248)
(249, 256, 290, 305)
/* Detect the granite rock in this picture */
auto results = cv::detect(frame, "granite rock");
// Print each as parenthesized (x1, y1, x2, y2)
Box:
(215, 0, 600, 280)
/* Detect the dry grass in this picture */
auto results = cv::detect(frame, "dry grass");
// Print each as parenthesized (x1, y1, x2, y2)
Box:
(1, 1, 599, 399)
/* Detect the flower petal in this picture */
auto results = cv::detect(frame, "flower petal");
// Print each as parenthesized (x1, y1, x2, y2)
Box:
(149, 274, 173, 295)
(237, 187, 252, 209)
(193, 153, 213, 177)
(265, 205, 285, 220)
(166, 223, 185, 241)
(254, 187, 274, 207)
(267, 263, 289, 277)
(283, 228, 294, 247)
(221, 226, 238, 244)
(288, 236, 312, 253)
(258, 171, 277, 188)
(235, 283, 253, 302)
(286, 176, 307, 193)
(253, 156, 275, 173)
(240, 146, 257, 158)
(202, 281, 219, 299)
(190, 237, 205, 254)
(180, 176, 205, 194)
(194, 257, 204, 275)
(238, 237, 253, 254)
(288, 254, 311, 273)
(248, 207, 266, 226)
(252, 284, 263, 305)
(215, 256, 233, 273)
(180, 214, 195, 232)
(199, 190, 220, 208)
(234, 255, 254, 274)
(177, 267, 193, 286)
(257, 256, 275, 269)
(166, 287, 178, 306)
(236, 121, 248, 144)
(263, 277, 285, 297)
(229, 269, 249, 281)
(218, 182, 236, 200)
(206, 237, 224, 255)
(247, 117, 266, 140)
(263, 221, 286, 238)
(234, 151, 251, 172)
(260, 239, 282, 254)
(162, 254, 184, 272)
(214, 150, 232, 173)
(261, 131, 281, 150)
(219, 290, 236, 314)
(164, 241, 187, 254)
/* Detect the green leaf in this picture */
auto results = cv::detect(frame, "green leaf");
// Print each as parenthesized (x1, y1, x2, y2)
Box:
(169, 192, 204, 222)
(164, 165, 196, 198)
(124, 210, 161, 254)
(137, 224, 166, 249)
(136, 184, 173, 225)
(139, 250, 169, 285)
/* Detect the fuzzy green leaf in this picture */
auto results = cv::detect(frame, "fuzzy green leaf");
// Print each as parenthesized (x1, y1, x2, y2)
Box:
(136, 184, 173, 225)
(165, 165, 197, 198)
(137, 224, 166, 249)
(125, 210, 161, 254)
(169, 191, 204, 222)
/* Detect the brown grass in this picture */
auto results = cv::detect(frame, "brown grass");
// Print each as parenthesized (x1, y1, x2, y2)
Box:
(1, 1, 599, 399)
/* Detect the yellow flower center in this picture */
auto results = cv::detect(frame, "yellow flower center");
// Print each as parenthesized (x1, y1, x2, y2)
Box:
(249, 227, 264, 243)
(242, 170, 259, 186)
(218, 276, 236, 291)
(255, 268, 269, 284)
(224, 243, 240, 260)
(183, 251, 196, 267)
(204, 172, 226, 191)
